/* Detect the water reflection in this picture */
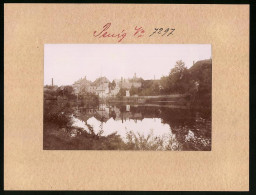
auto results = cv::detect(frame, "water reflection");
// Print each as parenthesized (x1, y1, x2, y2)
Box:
(70, 104, 211, 151)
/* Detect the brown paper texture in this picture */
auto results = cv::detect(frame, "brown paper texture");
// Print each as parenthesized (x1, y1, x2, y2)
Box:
(4, 4, 249, 191)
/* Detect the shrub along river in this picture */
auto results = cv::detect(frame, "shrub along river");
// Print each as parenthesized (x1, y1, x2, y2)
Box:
(44, 102, 211, 151)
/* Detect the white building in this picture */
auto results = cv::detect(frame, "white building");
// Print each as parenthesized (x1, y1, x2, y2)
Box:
(96, 82, 109, 98)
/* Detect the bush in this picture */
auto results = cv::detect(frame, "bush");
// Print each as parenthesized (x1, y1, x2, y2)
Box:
(44, 101, 72, 128)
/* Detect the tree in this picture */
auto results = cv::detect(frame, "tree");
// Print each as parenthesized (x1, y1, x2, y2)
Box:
(188, 59, 212, 107)
(56, 86, 76, 100)
(160, 60, 190, 94)
(116, 88, 126, 98)
(130, 86, 139, 96)
(109, 80, 116, 90)
(170, 60, 187, 76)
(160, 76, 170, 94)
(63, 86, 75, 98)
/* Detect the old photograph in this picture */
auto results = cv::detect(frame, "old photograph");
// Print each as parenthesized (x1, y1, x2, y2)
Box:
(44, 44, 212, 150)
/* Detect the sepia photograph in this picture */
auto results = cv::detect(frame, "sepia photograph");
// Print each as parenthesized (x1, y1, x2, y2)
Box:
(4, 2, 250, 191)
(44, 44, 212, 151)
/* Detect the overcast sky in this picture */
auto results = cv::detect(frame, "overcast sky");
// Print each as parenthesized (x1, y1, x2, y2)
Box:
(44, 44, 211, 86)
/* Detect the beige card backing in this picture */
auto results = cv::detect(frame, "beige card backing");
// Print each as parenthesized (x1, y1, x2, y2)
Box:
(4, 4, 249, 191)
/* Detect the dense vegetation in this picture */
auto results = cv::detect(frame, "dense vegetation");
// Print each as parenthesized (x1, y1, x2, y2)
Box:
(117, 59, 212, 108)
(44, 85, 99, 131)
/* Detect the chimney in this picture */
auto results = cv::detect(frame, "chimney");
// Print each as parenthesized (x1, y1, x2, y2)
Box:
(52, 78, 53, 86)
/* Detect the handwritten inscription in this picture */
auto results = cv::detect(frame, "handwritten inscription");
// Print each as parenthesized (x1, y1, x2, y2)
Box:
(93, 23, 127, 42)
(149, 28, 175, 37)
(93, 23, 175, 42)
(134, 26, 145, 38)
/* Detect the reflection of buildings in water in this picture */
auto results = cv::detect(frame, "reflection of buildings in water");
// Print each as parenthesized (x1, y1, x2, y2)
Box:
(133, 113, 143, 119)
(73, 104, 211, 150)
(77, 107, 97, 115)
(95, 110, 109, 122)
(122, 112, 133, 122)
(108, 105, 146, 122)
(75, 108, 96, 126)
(141, 111, 159, 119)
(114, 111, 133, 123)
(80, 105, 164, 125)
(130, 113, 143, 123)
(109, 106, 121, 119)
(83, 105, 208, 130)
(86, 109, 96, 114)
(99, 104, 107, 111)
(97, 104, 110, 121)
(79, 115, 93, 123)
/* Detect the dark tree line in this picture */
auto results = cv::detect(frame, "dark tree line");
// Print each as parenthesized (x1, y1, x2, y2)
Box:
(116, 59, 211, 108)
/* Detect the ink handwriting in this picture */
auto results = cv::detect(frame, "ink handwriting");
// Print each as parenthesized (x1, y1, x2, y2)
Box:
(93, 23, 175, 42)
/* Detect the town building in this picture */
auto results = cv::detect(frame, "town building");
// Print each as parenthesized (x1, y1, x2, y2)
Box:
(96, 82, 109, 98)
(88, 85, 97, 94)
(126, 90, 130, 97)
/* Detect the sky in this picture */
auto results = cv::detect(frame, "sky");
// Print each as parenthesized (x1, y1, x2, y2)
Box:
(44, 44, 211, 86)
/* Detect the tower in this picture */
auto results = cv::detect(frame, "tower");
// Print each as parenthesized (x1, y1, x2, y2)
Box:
(52, 78, 53, 86)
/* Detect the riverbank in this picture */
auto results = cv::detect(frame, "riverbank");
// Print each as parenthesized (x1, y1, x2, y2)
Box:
(44, 97, 211, 151)
(43, 121, 126, 150)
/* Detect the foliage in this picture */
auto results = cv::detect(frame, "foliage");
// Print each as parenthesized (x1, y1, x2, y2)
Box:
(170, 60, 186, 75)
(79, 92, 99, 108)
(125, 130, 165, 150)
(44, 104, 211, 150)
(43, 100, 72, 128)
(108, 80, 116, 90)
(128, 80, 161, 96)
(158, 59, 212, 108)
(116, 88, 127, 97)
(44, 90, 57, 99)
(56, 86, 76, 100)
(129, 86, 139, 96)
(121, 59, 211, 101)
(160, 60, 191, 94)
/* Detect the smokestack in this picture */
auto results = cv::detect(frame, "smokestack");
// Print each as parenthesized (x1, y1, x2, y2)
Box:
(52, 78, 53, 86)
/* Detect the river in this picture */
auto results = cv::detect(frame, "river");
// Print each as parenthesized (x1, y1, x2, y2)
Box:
(69, 104, 211, 151)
